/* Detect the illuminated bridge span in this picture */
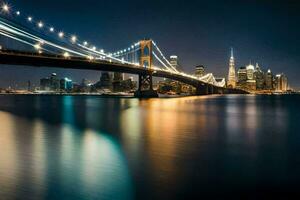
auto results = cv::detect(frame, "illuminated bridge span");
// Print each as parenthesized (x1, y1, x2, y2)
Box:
(0, 2, 246, 97)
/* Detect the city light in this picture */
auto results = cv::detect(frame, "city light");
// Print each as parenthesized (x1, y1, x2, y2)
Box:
(63, 52, 70, 58)
(2, 4, 9, 12)
(38, 21, 44, 28)
(34, 43, 41, 50)
(27, 16, 32, 22)
(87, 55, 94, 60)
(71, 35, 77, 43)
(58, 32, 64, 38)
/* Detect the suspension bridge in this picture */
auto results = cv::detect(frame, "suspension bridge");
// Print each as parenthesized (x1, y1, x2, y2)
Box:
(0, 2, 246, 97)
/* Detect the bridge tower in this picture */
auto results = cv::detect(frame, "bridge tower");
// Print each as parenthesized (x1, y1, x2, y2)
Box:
(134, 39, 158, 98)
(139, 39, 153, 69)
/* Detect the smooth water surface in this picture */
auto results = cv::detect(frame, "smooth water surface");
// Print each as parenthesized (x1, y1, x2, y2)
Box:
(0, 94, 300, 199)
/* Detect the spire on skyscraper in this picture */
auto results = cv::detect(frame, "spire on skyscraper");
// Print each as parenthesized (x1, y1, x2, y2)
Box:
(227, 47, 236, 88)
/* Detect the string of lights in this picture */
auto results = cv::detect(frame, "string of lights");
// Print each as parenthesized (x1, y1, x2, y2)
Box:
(0, 1, 226, 87)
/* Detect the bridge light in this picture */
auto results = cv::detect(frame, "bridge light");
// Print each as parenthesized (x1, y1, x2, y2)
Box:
(16, 11, 20, 16)
(100, 49, 104, 53)
(131, 45, 134, 49)
(83, 41, 88, 46)
(71, 35, 77, 43)
(49, 27, 54, 32)
(34, 43, 41, 50)
(87, 55, 94, 60)
(92, 46, 96, 51)
(27, 16, 32, 22)
(58, 32, 64, 38)
(2, 4, 9, 12)
(63, 52, 70, 58)
(38, 21, 44, 28)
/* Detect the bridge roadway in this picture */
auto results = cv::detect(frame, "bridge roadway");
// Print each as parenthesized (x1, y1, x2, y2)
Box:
(0, 50, 247, 95)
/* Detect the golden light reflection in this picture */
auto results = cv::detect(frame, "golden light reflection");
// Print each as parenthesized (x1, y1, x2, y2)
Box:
(0, 111, 20, 196)
(31, 119, 47, 196)
(132, 96, 213, 186)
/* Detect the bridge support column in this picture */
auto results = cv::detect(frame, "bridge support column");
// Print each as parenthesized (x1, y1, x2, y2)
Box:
(195, 83, 209, 95)
(134, 73, 158, 98)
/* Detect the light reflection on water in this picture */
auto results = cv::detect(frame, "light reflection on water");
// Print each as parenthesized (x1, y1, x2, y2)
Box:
(0, 95, 299, 199)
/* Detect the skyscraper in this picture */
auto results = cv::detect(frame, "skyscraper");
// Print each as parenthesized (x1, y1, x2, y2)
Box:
(170, 55, 180, 71)
(254, 63, 265, 90)
(227, 48, 236, 88)
(275, 73, 288, 92)
(265, 69, 273, 90)
(195, 65, 205, 78)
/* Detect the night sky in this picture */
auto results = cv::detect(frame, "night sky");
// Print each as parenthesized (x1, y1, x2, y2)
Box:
(0, 0, 299, 89)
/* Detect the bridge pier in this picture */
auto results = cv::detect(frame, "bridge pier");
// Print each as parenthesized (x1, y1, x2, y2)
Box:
(134, 73, 158, 98)
(195, 83, 208, 95)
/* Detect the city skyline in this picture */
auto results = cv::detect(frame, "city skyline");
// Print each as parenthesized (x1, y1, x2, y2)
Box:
(0, 0, 299, 89)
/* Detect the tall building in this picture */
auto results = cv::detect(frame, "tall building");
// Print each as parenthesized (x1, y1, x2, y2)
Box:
(60, 78, 73, 91)
(237, 67, 247, 83)
(50, 73, 60, 91)
(275, 73, 288, 92)
(113, 72, 123, 82)
(254, 63, 265, 90)
(246, 64, 256, 90)
(170, 55, 180, 71)
(265, 69, 273, 90)
(227, 48, 236, 88)
(99, 72, 113, 89)
(246, 64, 255, 80)
(40, 78, 51, 91)
(195, 65, 205, 78)
(40, 73, 60, 91)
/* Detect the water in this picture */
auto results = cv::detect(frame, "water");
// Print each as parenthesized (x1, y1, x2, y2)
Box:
(0, 94, 299, 199)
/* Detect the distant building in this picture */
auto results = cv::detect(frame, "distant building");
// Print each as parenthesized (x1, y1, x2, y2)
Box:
(237, 67, 247, 83)
(246, 64, 255, 80)
(227, 48, 236, 88)
(275, 73, 288, 92)
(195, 65, 205, 78)
(113, 72, 123, 82)
(60, 78, 73, 92)
(40, 78, 51, 91)
(170, 55, 180, 71)
(254, 63, 265, 90)
(40, 73, 62, 91)
(265, 69, 273, 90)
(246, 64, 256, 90)
(98, 72, 113, 89)
(50, 73, 60, 91)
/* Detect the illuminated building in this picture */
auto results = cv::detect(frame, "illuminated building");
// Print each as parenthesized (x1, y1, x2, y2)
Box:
(275, 73, 288, 92)
(170, 55, 180, 71)
(265, 69, 273, 90)
(227, 48, 236, 88)
(237, 66, 247, 89)
(195, 65, 205, 78)
(254, 63, 265, 90)
(245, 64, 256, 91)
(60, 78, 73, 92)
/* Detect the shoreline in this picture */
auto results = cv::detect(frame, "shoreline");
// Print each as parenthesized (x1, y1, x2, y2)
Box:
(0, 92, 298, 98)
